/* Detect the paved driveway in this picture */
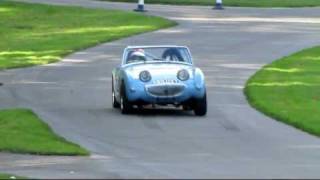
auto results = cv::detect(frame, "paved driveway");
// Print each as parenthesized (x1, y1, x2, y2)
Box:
(1, 0, 320, 178)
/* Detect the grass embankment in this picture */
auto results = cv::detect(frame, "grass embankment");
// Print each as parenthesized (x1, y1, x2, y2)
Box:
(0, 109, 89, 155)
(0, 1, 175, 69)
(99, 0, 320, 7)
(245, 46, 320, 136)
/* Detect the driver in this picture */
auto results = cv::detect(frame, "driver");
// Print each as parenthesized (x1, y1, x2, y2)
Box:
(128, 49, 146, 63)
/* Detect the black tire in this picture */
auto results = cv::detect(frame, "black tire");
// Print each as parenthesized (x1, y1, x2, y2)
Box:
(112, 77, 120, 108)
(120, 83, 133, 114)
(193, 92, 207, 116)
(182, 104, 192, 111)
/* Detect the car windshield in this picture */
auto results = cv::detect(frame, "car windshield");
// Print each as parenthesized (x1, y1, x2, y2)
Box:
(125, 47, 192, 64)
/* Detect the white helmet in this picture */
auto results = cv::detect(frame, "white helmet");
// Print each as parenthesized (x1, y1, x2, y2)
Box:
(130, 50, 146, 61)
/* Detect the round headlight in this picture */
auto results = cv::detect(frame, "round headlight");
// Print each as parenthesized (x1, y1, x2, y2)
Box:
(177, 69, 189, 81)
(139, 70, 151, 82)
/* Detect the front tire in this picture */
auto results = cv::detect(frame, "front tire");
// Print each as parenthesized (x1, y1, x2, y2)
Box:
(112, 77, 120, 108)
(120, 83, 133, 114)
(193, 92, 207, 116)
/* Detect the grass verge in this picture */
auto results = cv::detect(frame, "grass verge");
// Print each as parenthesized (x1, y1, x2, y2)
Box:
(245, 46, 320, 136)
(0, 1, 175, 69)
(0, 109, 89, 155)
(99, 0, 320, 7)
(0, 173, 25, 179)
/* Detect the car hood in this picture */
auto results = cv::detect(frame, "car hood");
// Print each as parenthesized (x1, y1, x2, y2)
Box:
(124, 62, 194, 79)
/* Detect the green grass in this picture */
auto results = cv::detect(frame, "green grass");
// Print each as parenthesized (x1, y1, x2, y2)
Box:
(0, 174, 12, 179)
(0, 109, 89, 155)
(0, 1, 175, 69)
(245, 46, 320, 136)
(0, 173, 25, 179)
(99, 0, 320, 7)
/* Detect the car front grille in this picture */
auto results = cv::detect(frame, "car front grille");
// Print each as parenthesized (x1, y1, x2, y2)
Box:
(146, 84, 185, 97)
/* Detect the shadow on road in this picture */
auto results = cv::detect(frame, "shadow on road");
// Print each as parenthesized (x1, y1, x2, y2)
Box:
(110, 107, 196, 117)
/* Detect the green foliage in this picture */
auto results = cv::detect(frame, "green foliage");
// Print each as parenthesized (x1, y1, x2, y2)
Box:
(245, 46, 320, 136)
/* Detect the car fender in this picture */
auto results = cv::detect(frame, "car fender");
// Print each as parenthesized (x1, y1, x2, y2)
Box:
(193, 67, 206, 97)
(120, 70, 139, 100)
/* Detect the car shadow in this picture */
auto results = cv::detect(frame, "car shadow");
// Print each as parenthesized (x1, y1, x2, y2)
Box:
(131, 108, 194, 117)
(108, 107, 195, 117)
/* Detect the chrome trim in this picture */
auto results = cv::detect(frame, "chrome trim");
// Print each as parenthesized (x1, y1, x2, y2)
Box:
(146, 84, 185, 97)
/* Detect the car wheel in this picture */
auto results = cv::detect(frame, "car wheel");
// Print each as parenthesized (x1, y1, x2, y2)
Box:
(193, 92, 207, 116)
(120, 83, 133, 114)
(182, 104, 192, 111)
(112, 77, 120, 108)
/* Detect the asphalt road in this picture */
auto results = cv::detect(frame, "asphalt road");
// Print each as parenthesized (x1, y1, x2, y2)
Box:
(1, 0, 320, 178)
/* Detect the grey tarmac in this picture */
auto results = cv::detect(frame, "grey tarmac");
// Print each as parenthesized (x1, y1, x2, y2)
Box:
(1, 0, 320, 178)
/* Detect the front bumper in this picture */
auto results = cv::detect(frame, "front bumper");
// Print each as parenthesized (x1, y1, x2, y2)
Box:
(126, 81, 205, 104)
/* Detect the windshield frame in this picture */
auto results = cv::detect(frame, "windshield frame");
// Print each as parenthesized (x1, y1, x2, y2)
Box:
(121, 46, 193, 66)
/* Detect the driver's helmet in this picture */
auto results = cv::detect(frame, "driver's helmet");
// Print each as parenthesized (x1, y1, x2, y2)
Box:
(129, 49, 146, 61)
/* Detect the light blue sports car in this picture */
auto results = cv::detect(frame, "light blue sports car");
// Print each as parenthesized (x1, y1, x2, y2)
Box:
(112, 45, 207, 116)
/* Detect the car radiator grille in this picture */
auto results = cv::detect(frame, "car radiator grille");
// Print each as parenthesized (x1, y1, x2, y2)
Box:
(146, 84, 185, 97)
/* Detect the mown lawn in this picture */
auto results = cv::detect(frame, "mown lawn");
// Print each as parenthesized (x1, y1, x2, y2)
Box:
(0, 1, 175, 69)
(0, 109, 89, 155)
(99, 0, 320, 7)
(0, 173, 25, 179)
(245, 46, 320, 136)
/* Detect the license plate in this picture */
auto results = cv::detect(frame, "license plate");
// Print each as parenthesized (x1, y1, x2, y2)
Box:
(153, 79, 179, 84)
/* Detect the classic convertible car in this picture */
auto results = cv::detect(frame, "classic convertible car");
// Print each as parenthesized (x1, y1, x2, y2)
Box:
(112, 45, 207, 116)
